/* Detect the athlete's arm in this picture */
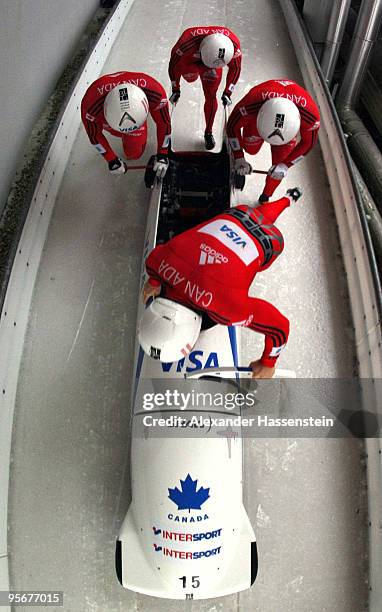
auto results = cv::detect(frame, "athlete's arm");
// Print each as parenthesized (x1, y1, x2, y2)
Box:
(145, 81, 171, 155)
(224, 45, 242, 97)
(249, 359, 275, 379)
(283, 102, 320, 166)
(143, 249, 163, 303)
(227, 86, 264, 159)
(168, 52, 182, 91)
(246, 297, 290, 368)
(142, 279, 161, 303)
(80, 99, 117, 162)
(168, 29, 191, 89)
(226, 103, 246, 159)
(284, 124, 319, 166)
(145, 246, 165, 284)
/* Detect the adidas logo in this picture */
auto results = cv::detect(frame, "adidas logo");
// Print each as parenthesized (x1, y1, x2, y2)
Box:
(199, 244, 228, 265)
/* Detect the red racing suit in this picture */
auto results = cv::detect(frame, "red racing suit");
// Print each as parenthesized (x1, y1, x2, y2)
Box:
(145, 198, 291, 367)
(169, 26, 242, 133)
(227, 79, 320, 196)
(81, 71, 171, 162)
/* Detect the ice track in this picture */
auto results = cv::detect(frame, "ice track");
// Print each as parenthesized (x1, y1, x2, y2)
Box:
(8, 1, 368, 610)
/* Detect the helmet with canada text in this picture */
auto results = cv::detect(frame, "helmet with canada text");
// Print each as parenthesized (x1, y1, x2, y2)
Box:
(256, 97, 301, 145)
(104, 83, 149, 133)
(200, 33, 234, 68)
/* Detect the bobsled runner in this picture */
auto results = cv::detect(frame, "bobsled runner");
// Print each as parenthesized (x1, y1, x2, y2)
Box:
(116, 117, 258, 600)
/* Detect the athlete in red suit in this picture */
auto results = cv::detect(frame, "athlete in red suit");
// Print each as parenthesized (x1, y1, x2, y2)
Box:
(143, 189, 302, 378)
(227, 79, 320, 200)
(81, 71, 171, 173)
(168, 26, 242, 148)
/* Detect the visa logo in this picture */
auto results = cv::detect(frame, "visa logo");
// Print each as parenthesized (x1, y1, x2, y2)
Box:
(161, 350, 219, 373)
(198, 219, 258, 265)
(219, 224, 247, 248)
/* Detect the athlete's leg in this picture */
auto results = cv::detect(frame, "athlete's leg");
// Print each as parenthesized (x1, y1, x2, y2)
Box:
(255, 196, 290, 223)
(121, 121, 148, 160)
(247, 199, 288, 269)
(200, 67, 222, 133)
(262, 138, 297, 197)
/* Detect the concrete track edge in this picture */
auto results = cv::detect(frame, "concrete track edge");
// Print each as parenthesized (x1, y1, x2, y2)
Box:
(279, 1, 382, 608)
(0, 1, 136, 606)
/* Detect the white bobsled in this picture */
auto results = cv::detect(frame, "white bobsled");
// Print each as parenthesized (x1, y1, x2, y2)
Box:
(116, 137, 257, 599)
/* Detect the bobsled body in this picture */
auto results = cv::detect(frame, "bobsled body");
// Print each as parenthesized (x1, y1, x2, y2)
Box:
(117, 142, 257, 599)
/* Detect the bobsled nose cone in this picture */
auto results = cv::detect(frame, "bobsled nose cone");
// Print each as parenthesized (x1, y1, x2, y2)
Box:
(116, 502, 257, 599)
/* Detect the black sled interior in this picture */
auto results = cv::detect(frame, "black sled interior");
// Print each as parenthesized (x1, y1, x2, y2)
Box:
(145, 146, 231, 243)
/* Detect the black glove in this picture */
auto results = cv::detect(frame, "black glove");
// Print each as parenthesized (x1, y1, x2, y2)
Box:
(221, 91, 232, 107)
(286, 187, 303, 202)
(169, 89, 181, 105)
(108, 157, 127, 175)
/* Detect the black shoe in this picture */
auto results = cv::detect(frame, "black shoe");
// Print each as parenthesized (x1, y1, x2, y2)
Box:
(258, 193, 269, 203)
(286, 187, 303, 202)
(204, 133, 215, 150)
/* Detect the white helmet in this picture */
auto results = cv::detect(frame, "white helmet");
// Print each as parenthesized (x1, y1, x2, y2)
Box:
(104, 83, 149, 133)
(139, 298, 202, 362)
(256, 98, 301, 145)
(200, 33, 234, 68)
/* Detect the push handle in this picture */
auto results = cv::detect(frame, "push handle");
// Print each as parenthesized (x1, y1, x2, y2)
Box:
(185, 366, 296, 379)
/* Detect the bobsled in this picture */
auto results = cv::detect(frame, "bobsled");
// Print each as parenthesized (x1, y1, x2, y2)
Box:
(116, 125, 257, 600)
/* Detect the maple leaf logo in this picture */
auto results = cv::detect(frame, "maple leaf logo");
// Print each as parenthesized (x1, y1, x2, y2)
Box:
(168, 474, 210, 512)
